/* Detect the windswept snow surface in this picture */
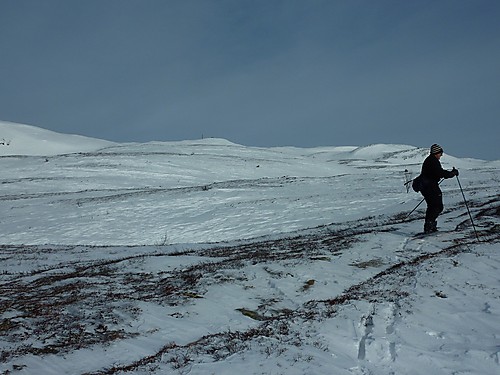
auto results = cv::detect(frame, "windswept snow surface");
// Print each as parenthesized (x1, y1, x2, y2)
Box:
(1, 124, 499, 374)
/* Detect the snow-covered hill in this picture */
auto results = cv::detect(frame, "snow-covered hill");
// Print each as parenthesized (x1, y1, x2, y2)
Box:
(0, 121, 115, 156)
(0, 124, 499, 375)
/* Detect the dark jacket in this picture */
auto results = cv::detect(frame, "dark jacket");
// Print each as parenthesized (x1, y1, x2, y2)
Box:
(420, 154, 455, 195)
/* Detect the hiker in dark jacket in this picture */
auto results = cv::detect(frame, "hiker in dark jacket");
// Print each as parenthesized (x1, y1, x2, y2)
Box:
(420, 144, 459, 233)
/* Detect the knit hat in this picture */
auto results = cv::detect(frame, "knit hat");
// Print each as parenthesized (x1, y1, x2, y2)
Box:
(430, 144, 443, 155)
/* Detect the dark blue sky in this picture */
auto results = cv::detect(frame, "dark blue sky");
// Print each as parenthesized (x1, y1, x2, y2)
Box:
(1, 0, 499, 160)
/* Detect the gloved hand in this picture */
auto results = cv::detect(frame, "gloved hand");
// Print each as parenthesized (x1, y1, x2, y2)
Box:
(452, 167, 459, 177)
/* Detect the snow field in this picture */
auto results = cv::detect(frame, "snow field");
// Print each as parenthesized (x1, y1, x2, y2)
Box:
(0, 122, 499, 374)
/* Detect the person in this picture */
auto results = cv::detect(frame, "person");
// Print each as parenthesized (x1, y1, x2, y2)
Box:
(420, 144, 459, 233)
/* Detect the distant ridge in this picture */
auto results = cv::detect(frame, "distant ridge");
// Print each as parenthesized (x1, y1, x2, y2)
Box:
(1, 121, 491, 166)
(0, 121, 115, 156)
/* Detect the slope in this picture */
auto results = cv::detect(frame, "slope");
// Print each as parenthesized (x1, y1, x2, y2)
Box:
(0, 121, 115, 156)
(0, 124, 499, 374)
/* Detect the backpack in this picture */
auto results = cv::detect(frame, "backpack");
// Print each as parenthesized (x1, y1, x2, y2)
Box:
(412, 175, 423, 193)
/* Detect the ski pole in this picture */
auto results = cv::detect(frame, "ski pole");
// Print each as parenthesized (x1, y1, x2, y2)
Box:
(405, 197, 425, 220)
(405, 178, 443, 220)
(455, 175, 480, 242)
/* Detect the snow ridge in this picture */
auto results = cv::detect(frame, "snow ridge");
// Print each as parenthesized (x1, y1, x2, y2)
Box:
(0, 121, 115, 156)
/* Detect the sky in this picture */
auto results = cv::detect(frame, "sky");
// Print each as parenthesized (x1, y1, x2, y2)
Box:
(0, 0, 499, 160)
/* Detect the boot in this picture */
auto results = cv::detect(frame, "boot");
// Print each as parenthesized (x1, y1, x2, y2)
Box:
(431, 221, 438, 232)
(424, 221, 436, 234)
(424, 221, 438, 234)
(424, 221, 433, 234)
